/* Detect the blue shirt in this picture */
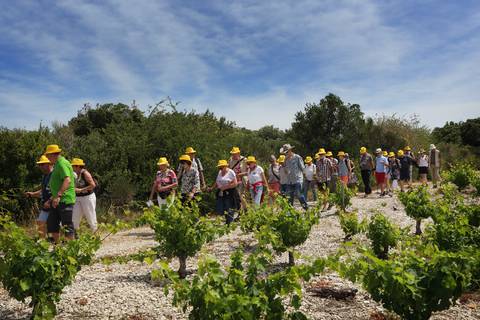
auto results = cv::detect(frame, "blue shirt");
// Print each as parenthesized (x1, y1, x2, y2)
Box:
(375, 156, 388, 173)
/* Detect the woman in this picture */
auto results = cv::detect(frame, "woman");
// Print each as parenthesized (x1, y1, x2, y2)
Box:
(303, 156, 317, 201)
(267, 155, 281, 203)
(278, 155, 288, 196)
(178, 154, 200, 203)
(337, 151, 351, 186)
(383, 151, 391, 193)
(397, 150, 412, 192)
(149, 157, 177, 206)
(417, 149, 429, 185)
(209, 160, 238, 224)
(71, 158, 97, 232)
(345, 153, 357, 186)
(246, 156, 269, 205)
(388, 152, 400, 192)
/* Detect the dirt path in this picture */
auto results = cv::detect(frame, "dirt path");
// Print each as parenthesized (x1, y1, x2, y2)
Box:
(1, 192, 479, 319)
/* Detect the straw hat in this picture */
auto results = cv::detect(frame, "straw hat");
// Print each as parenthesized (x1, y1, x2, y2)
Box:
(157, 157, 169, 166)
(179, 154, 192, 163)
(217, 159, 228, 168)
(230, 147, 241, 154)
(36, 155, 50, 165)
(44, 144, 62, 154)
(71, 158, 85, 166)
(279, 144, 294, 154)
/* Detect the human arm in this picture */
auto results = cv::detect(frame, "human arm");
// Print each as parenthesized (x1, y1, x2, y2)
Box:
(25, 189, 41, 198)
(75, 170, 96, 194)
(51, 176, 71, 208)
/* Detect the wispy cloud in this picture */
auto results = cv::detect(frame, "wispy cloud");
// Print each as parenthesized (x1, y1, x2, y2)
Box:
(0, 0, 478, 130)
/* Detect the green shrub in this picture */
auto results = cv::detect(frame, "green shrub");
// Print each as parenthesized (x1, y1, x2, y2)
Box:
(340, 243, 476, 320)
(328, 183, 356, 211)
(144, 199, 226, 278)
(0, 215, 100, 320)
(339, 210, 365, 241)
(366, 213, 399, 259)
(442, 163, 476, 190)
(398, 185, 434, 235)
(154, 249, 329, 320)
(258, 197, 318, 265)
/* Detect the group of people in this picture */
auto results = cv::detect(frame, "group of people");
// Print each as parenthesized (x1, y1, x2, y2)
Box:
(26, 144, 97, 241)
(26, 142, 442, 236)
(360, 144, 441, 197)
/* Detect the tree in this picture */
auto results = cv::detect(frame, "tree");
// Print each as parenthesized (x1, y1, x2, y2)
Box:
(288, 93, 366, 155)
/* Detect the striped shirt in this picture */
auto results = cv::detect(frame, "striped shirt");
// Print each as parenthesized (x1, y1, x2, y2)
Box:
(316, 158, 333, 182)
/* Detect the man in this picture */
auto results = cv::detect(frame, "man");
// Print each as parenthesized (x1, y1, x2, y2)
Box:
(429, 144, 441, 188)
(25, 155, 53, 238)
(315, 148, 333, 211)
(228, 146, 248, 209)
(359, 146, 374, 197)
(303, 156, 317, 201)
(374, 148, 389, 197)
(177, 147, 206, 190)
(404, 146, 416, 184)
(280, 144, 308, 210)
(71, 158, 97, 232)
(44, 144, 76, 242)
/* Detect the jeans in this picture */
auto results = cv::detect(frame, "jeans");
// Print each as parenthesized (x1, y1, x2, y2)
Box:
(250, 186, 263, 205)
(303, 180, 317, 201)
(361, 169, 372, 194)
(286, 183, 308, 209)
(216, 190, 236, 224)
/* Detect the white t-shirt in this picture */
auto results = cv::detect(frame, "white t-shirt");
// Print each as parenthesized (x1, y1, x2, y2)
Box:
(248, 166, 264, 184)
(304, 163, 316, 181)
(418, 155, 429, 168)
(216, 168, 236, 188)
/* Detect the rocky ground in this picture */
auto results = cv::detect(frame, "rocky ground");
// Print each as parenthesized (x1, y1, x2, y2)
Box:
(1, 192, 479, 320)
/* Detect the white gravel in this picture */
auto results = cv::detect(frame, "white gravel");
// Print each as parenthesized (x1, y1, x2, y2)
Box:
(1, 191, 479, 319)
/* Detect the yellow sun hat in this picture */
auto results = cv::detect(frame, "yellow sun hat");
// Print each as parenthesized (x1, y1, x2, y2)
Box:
(326, 151, 333, 157)
(388, 152, 395, 157)
(398, 150, 404, 156)
(314, 153, 320, 160)
(36, 155, 50, 165)
(360, 146, 367, 154)
(337, 151, 345, 157)
(157, 157, 169, 166)
(230, 146, 241, 154)
(71, 158, 85, 166)
(44, 144, 62, 154)
(277, 155, 285, 163)
(383, 151, 388, 156)
(179, 154, 192, 163)
(305, 156, 313, 163)
(185, 147, 196, 154)
(404, 146, 411, 151)
(318, 148, 326, 155)
(217, 159, 228, 168)
(246, 156, 257, 163)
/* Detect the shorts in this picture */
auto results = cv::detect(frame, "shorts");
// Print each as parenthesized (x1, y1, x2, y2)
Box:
(375, 172, 386, 184)
(268, 182, 281, 195)
(47, 203, 75, 235)
(37, 209, 49, 222)
(419, 167, 428, 175)
(400, 171, 410, 181)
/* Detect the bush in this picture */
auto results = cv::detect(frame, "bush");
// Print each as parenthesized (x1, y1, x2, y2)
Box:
(340, 243, 477, 320)
(366, 213, 399, 259)
(442, 163, 477, 191)
(258, 197, 318, 265)
(398, 186, 434, 235)
(144, 199, 226, 278)
(0, 215, 100, 320)
(339, 210, 365, 241)
(154, 249, 329, 320)
(328, 183, 356, 211)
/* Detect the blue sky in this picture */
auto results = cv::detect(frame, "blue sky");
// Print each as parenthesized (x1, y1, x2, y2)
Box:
(1, 0, 479, 130)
